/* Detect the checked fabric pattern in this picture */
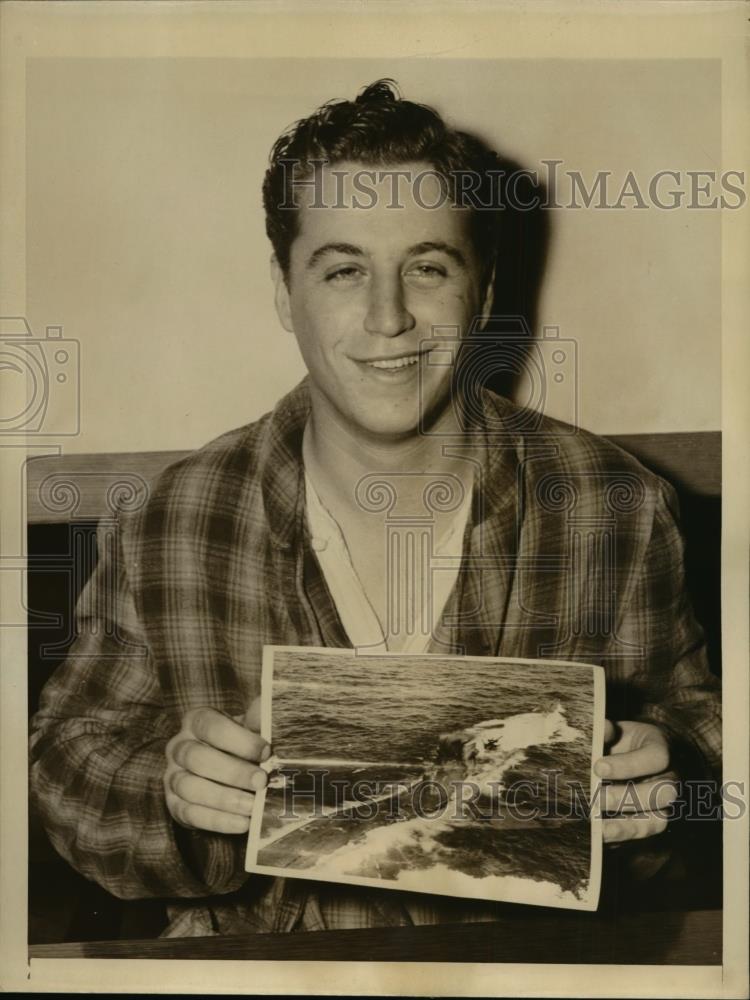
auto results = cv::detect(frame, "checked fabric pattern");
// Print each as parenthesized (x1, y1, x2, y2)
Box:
(30, 379, 721, 935)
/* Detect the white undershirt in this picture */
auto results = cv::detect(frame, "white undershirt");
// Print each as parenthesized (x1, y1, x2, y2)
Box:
(303, 458, 473, 655)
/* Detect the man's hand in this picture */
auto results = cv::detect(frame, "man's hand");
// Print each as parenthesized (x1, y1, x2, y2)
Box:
(164, 698, 269, 835)
(594, 720, 679, 843)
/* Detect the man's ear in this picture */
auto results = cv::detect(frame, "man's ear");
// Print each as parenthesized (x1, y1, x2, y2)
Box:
(270, 254, 294, 333)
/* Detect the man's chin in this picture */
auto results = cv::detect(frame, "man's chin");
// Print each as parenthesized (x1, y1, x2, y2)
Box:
(353, 403, 457, 443)
(356, 418, 424, 443)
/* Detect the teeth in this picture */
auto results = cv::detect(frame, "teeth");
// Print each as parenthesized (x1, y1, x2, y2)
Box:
(368, 355, 420, 370)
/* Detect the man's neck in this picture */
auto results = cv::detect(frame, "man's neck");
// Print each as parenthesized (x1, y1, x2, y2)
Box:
(302, 393, 474, 518)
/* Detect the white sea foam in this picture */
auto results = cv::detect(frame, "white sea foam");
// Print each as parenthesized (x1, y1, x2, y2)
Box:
(259, 780, 422, 851)
(307, 817, 585, 905)
(466, 703, 583, 754)
(262, 702, 588, 884)
(445, 702, 585, 794)
(258, 811, 324, 850)
(308, 813, 451, 877)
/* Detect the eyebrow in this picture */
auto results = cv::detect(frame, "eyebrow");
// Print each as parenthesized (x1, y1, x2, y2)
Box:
(406, 241, 467, 268)
(306, 243, 364, 269)
(305, 240, 468, 270)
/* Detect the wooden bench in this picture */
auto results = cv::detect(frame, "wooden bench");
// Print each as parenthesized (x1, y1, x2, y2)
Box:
(24, 432, 721, 524)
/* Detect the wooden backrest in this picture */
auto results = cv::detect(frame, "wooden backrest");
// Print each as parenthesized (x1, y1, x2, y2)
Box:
(24, 432, 720, 524)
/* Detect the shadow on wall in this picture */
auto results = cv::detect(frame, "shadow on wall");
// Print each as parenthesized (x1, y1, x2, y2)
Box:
(482, 154, 551, 400)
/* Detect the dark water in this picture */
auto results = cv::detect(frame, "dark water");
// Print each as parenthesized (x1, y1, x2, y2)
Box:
(272, 650, 594, 762)
(260, 650, 597, 901)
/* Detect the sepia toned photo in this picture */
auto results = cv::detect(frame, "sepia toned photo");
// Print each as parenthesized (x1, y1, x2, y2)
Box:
(17, 55, 727, 958)
(17, 52, 727, 956)
(0, 2, 747, 997)
(247, 647, 604, 911)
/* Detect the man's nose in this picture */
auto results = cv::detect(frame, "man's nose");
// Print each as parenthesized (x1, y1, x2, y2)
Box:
(363, 276, 415, 337)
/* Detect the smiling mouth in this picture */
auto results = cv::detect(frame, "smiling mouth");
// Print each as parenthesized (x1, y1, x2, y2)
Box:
(360, 351, 427, 370)
(368, 356, 420, 370)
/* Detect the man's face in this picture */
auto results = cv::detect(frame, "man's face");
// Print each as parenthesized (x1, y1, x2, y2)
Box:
(273, 161, 492, 442)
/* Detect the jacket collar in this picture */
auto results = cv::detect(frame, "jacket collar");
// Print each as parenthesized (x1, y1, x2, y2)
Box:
(257, 377, 524, 550)
(257, 377, 312, 551)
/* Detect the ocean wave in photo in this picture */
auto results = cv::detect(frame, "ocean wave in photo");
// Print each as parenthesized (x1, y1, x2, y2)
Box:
(270, 651, 594, 768)
(257, 651, 597, 903)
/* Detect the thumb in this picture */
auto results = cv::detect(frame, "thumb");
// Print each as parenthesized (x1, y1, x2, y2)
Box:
(242, 695, 262, 733)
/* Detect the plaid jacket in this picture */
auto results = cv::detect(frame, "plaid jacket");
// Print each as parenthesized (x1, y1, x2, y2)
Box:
(30, 380, 721, 935)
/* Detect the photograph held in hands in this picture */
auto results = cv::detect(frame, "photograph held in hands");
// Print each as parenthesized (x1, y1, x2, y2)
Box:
(246, 646, 605, 912)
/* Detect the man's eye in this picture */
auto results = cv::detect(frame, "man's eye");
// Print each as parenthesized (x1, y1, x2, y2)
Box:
(325, 266, 362, 282)
(406, 263, 447, 283)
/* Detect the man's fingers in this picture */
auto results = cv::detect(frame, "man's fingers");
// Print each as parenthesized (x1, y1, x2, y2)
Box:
(603, 719, 617, 745)
(171, 739, 268, 792)
(603, 811, 670, 843)
(186, 706, 268, 762)
(169, 770, 256, 817)
(169, 796, 251, 835)
(601, 776, 678, 814)
(164, 704, 270, 834)
(594, 738, 670, 781)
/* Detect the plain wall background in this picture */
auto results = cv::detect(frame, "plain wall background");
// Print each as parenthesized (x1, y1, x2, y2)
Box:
(25, 57, 721, 454)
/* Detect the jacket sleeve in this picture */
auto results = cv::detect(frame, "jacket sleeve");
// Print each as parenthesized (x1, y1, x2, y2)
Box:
(613, 478, 722, 783)
(29, 514, 248, 900)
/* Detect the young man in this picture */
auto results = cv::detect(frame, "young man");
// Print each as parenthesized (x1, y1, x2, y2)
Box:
(30, 81, 721, 937)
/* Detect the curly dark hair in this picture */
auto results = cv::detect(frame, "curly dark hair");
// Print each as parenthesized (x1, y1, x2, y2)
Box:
(262, 79, 505, 285)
